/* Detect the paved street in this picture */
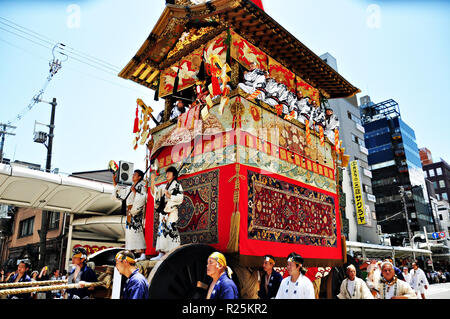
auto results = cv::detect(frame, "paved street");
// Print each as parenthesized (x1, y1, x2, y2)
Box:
(421, 283, 450, 299)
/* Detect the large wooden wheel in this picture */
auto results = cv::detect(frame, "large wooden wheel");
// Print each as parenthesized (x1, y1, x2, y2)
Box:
(148, 244, 216, 299)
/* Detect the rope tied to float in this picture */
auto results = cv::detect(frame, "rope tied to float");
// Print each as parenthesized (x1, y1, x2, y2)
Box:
(0, 281, 107, 296)
(0, 271, 112, 296)
(0, 279, 68, 289)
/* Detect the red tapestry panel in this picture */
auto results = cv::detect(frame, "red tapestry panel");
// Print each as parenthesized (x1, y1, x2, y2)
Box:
(152, 169, 219, 245)
(247, 170, 337, 247)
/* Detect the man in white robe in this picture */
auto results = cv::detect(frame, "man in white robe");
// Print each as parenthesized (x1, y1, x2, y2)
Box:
(238, 62, 266, 95)
(410, 262, 429, 299)
(374, 261, 417, 299)
(275, 252, 315, 299)
(112, 170, 147, 261)
(150, 166, 184, 261)
(337, 265, 373, 299)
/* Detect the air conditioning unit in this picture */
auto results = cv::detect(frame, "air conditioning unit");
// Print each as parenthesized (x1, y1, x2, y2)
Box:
(118, 161, 134, 185)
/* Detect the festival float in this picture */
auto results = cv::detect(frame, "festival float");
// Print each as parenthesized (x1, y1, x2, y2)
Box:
(118, 0, 359, 299)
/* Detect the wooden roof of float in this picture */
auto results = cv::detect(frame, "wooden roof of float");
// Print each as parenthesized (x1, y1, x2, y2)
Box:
(119, 0, 360, 99)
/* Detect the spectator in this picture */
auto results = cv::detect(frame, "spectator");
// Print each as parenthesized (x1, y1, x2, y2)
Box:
(375, 261, 416, 299)
(337, 265, 373, 299)
(114, 250, 149, 299)
(7, 260, 32, 299)
(410, 262, 429, 299)
(50, 268, 62, 299)
(37, 266, 50, 299)
(402, 267, 412, 286)
(0, 268, 5, 283)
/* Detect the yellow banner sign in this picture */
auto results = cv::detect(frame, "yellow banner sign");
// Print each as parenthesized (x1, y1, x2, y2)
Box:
(350, 161, 366, 225)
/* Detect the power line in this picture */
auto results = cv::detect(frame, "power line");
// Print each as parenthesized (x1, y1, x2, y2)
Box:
(0, 16, 121, 71)
(0, 36, 150, 98)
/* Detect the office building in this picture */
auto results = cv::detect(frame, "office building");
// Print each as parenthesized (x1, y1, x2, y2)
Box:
(360, 96, 434, 246)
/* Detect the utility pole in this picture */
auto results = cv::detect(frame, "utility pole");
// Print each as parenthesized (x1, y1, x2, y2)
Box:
(0, 123, 17, 163)
(36, 97, 57, 268)
(399, 186, 414, 256)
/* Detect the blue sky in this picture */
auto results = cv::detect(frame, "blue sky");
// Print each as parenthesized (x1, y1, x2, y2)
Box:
(0, 0, 449, 174)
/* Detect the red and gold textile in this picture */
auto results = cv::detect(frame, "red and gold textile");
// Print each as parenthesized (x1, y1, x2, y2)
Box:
(247, 170, 337, 246)
(268, 57, 295, 91)
(296, 76, 320, 106)
(231, 30, 268, 70)
(159, 47, 203, 97)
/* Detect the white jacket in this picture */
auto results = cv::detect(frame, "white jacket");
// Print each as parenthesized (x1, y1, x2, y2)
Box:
(113, 180, 147, 216)
(337, 278, 374, 299)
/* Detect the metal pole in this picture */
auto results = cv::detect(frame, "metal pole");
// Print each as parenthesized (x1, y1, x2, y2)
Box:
(423, 226, 434, 272)
(0, 123, 16, 163)
(46, 98, 57, 173)
(399, 186, 413, 252)
(38, 98, 56, 268)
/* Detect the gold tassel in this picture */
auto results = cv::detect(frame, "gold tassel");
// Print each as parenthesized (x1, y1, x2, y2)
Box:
(227, 209, 240, 253)
(227, 164, 243, 253)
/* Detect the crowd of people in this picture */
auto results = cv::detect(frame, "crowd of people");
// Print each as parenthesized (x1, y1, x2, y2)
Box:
(0, 262, 68, 299)
(2, 249, 448, 300)
(336, 259, 440, 299)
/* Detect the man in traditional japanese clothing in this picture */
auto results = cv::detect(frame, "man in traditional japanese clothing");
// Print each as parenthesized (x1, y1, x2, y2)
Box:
(150, 166, 184, 261)
(337, 265, 373, 299)
(323, 106, 339, 142)
(374, 261, 417, 299)
(312, 106, 326, 132)
(114, 250, 149, 299)
(275, 252, 315, 299)
(274, 83, 290, 114)
(410, 262, 429, 299)
(258, 255, 282, 299)
(260, 74, 280, 107)
(238, 62, 266, 95)
(66, 247, 98, 299)
(296, 96, 313, 124)
(206, 252, 239, 299)
(286, 91, 298, 114)
(7, 260, 32, 299)
(113, 170, 147, 261)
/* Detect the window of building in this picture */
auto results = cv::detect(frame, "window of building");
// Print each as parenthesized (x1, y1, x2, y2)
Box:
(439, 180, 446, 189)
(347, 111, 361, 124)
(443, 193, 448, 201)
(436, 167, 442, 175)
(48, 211, 60, 230)
(429, 169, 435, 177)
(19, 217, 34, 238)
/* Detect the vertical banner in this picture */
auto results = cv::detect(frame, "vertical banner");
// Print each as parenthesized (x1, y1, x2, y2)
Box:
(350, 160, 366, 225)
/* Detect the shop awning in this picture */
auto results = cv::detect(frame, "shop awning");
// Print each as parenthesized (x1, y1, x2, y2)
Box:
(346, 241, 432, 258)
(72, 215, 126, 242)
(0, 163, 121, 215)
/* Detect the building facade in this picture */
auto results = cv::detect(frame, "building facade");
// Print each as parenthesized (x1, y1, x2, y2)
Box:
(360, 96, 434, 246)
(1, 206, 68, 272)
(423, 160, 450, 203)
(321, 53, 380, 244)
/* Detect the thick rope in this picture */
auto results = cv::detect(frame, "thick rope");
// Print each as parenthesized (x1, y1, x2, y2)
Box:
(0, 280, 68, 289)
(0, 281, 106, 296)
